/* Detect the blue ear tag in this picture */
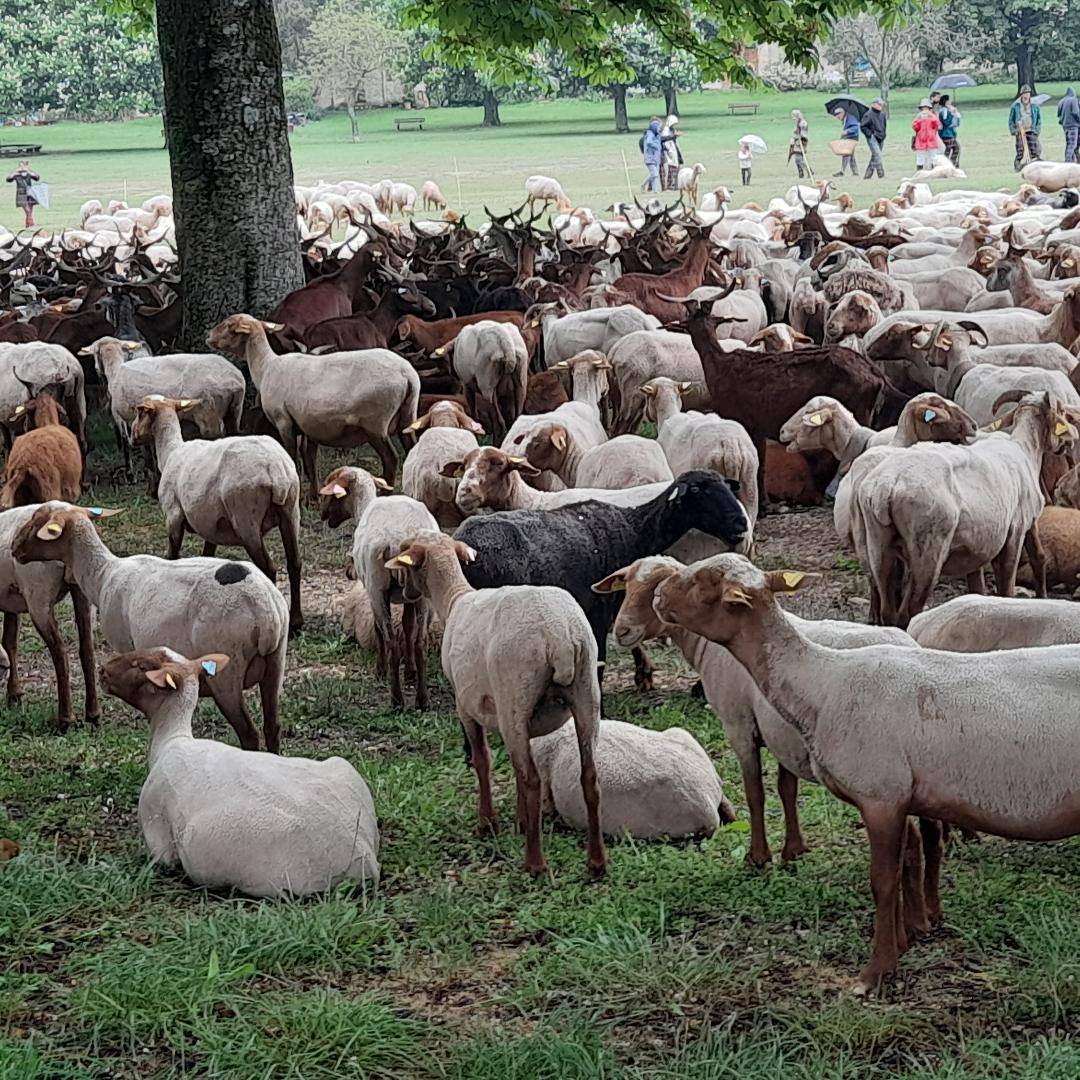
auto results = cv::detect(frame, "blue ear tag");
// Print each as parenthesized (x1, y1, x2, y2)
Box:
(923, 409, 936, 422)
(201, 660, 218, 677)
(89, 507, 102, 517)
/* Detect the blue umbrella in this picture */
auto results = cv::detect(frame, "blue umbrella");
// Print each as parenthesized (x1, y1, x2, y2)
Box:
(931, 73, 977, 92)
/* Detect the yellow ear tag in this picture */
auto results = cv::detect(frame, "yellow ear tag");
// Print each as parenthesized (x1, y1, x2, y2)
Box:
(530, 319, 540, 328)
(46, 522, 63, 535)
(990, 418, 1003, 431)
(807, 412, 825, 427)
(179, 399, 193, 408)
(12, 405, 24, 416)
(606, 578, 627, 592)
(1055, 421, 1070, 436)
(781, 571, 806, 589)
(397, 553, 414, 566)
(331, 484, 347, 499)
(164, 672, 177, 689)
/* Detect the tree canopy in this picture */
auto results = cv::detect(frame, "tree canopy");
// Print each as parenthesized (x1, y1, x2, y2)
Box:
(401, 0, 918, 86)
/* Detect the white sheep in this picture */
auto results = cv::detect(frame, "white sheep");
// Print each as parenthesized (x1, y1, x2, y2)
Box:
(525, 175, 572, 214)
(386, 532, 607, 878)
(0, 342, 87, 454)
(608, 330, 709, 436)
(521, 423, 672, 489)
(676, 162, 706, 206)
(909, 593, 1080, 650)
(104, 647, 378, 898)
(391, 183, 418, 217)
(402, 400, 484, 529)
(653, 553, 1080, 993)
(13, 505, 289, 752)
(532, 718, 735, 838)
(446, 321, 528, 443)
(641, 376, 759, 536)
(207, 315, 419, 494)
(420, 180, 447, 211)
(131, 396, 304, 633)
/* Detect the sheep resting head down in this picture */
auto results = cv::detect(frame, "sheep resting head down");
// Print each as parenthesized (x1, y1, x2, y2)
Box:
(101, 647, 231, 715)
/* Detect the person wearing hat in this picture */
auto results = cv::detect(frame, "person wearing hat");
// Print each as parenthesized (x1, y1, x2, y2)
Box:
(1009, 85, 1042, 171)
(5, 160, 41, 228)
(937, 93, 962, 166)
(660, 114, 682, 191)
(1058, 88, 1080, 163)
(912, 99, 942, 171)
(788, 109, 810, 178)
(833, 107, 860, 177)
(860, 98, 887, 179)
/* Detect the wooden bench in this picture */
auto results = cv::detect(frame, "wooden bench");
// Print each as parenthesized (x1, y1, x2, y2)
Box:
(0, 142, 42, 157)
(394, 116, 425, 132)
(726, 103, 759, 116)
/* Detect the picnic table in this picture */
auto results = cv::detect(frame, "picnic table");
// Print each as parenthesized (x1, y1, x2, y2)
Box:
(726, 102, 760, 116)
(395, 115, 425, 132)
(0, 142, 42, 157)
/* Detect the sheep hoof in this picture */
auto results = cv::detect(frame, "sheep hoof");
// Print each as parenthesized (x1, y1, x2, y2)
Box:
(85, 712, 101, 728)
(524, 859, 549, 877)
(587, 858, 608, 881)
(635, 674, 655, 692)
(477, 817, 499, 837)
(747, 848, 773, 869)
(48, 715, 73, 734)
(781, 839, 809, 862)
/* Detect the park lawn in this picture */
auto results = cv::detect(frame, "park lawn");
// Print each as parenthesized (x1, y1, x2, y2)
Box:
(4, 81, 1080, 233)
(1, 419, 1080, 1077)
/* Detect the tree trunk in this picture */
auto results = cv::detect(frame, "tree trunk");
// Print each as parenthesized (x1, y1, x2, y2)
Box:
(347, 99, 360, 142)
(1015, 43, 1036, 94)
(663, 82, 679, 116)
(156, 0, 302, 351)
(612, 84, 629, 134)
(482, 88, 501, 127)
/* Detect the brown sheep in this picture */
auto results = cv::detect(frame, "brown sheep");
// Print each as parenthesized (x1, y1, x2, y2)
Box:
(1, 390, 82, 508)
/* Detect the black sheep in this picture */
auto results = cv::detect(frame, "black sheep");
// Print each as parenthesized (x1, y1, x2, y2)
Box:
(453, 470, 748, 688)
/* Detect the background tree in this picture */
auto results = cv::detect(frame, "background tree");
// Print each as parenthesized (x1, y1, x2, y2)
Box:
(108, 0, 304, 351)
(828, 11, 920, 103)
(0, 0, 161, 118)
(607, 22, 700, 132)
(305, 0, 406, 140)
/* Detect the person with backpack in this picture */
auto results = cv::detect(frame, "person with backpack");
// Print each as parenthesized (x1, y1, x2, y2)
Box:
(1059, 88, 1080, 163)
(640, 117, 663, 193)
(937, 94, 962, 167)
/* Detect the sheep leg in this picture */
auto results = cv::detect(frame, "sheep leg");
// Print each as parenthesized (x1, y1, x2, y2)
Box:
(630, 646, 655, 692)
(201, 541, 217, 557)
(402, 601, 428, 710)
(208, 671, 261, 751)
(990, 532, 1023, 598)
(965, 570, 986, 595)
(3, 612, 21, 704)
(570, 686, 607, 880)
(854, 803, 907, 996)
(258, 642, 286, 755)
(462, 720, 496, 833)
(384, 609, 405, 708)
(371, 437, 398, 489)
(118, 425, 134, 482)
(509, 747, 547, 877)
(33, 611, 73, 731)
(740, 747, 773, 868)
(1022, 528, 1047, 599)
(166, 519, 186, 560)
(71, 586, 99, 725)
(900, 819, 929, 937)
(278, 508, 304, 635)
(777, 765, 809, 862)
(918, 817, 945, 924)
(754, 436, 770, 514)
(299, 437, 320, 502)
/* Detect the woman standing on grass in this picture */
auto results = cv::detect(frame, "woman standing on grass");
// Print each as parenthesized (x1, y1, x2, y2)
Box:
(5, 160, 40, 228)
(788, 110, 809, 178)
(911, 99, 942, 171)
(660, 115, 682, 191)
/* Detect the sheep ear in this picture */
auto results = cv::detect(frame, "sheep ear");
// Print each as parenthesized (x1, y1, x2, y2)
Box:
(440, 460, 465, 479)
(261, 321, 285, 332)
(146, 668, 179, 690)
(803, 411, 828, 427)
(78, 345, 95, 356)
(678, 381, 692, 393)
(923, 408, 939, 423)
(640, 383, 657, 398)
(507, 455, 541, 476)
(177, 398, 201, 412)
(550, 427, 567, 452)
(453, 541, 477, 564)
(86, 507, 123, 519)
(592, 568, 629, 594)
(9, 404, 26, 420)
(404, 416, 430, 433)
(194, 653, 231, 678)
(467, 419, 485, 435)
(373, 477, 393, 493)
(721, 586, 754, 608)
(36, 518, 65, 541)
(765, 570, 817, 593)
(550, 360, 570, 370)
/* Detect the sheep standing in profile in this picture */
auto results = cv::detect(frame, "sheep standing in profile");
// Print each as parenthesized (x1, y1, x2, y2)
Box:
(524, 175, 572, 215)
(420, 180, 447, 211)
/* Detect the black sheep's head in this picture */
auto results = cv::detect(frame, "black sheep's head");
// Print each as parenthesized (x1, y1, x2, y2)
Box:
(662, 470, 749, 552)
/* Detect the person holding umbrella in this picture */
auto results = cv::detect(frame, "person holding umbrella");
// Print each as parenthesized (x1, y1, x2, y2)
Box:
(1058, 88, 1080, 163)
(860, 98, 887, 179)
(5, 160, 40, 228)
(1009, 85, 1042, 171)
(833, 106, 861, 177)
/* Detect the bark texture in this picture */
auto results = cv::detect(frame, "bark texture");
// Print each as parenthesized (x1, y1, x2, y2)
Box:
(157, 0, 303, 351)
(482, 88, 501, 127)
(664, 83, 679, 117)
(612, 84, 629, 134)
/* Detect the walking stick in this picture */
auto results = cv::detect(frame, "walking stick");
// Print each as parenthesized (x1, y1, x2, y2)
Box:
(1017, 123, 1032, 172)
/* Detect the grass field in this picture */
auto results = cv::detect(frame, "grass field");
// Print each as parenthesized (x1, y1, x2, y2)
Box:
(2, 416, 1080, 1077)
(3, 81, 1080, 233)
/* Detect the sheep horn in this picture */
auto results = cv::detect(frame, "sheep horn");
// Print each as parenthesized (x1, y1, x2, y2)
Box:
(957, 320, 989, 347)
(12, 367, 34, 399)
(991, 389, 1029, 414)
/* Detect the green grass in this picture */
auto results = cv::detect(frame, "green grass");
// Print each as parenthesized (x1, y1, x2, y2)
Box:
(4, 80, 1080, 233)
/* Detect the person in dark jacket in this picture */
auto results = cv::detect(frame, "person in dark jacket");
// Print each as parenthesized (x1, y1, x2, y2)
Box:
(860, 98, 887, 179)
(5, 160, 40, 228)
(1059, 87, 1080, 163)
(1009, 85, 1042, 171)
(937, 94, 962, 166)
(833, 107, 860, 176)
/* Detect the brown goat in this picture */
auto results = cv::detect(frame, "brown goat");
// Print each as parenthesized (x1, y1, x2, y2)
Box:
(393, 311, 525, 355)
(675, 298, 906, 506)
(611, 233, 715, 323)
(1, 391, 82, 508)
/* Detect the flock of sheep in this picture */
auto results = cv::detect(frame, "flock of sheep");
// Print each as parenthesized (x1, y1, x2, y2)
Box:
(6, 157, 1080, 998)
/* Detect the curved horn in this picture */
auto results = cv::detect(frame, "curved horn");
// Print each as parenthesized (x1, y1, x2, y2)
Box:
(957, 320, 989, 347)
(991, 388, 1029, 414)
(12, 367, 35, 399)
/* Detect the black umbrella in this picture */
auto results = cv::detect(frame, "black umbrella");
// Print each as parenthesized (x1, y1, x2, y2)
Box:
(825, 96, 869, 120)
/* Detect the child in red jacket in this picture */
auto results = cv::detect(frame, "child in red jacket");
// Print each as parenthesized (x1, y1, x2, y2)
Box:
(912, 99, 942, 170)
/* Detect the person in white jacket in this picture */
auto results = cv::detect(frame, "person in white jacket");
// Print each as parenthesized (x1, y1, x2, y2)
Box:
(660, 115, 682, 190)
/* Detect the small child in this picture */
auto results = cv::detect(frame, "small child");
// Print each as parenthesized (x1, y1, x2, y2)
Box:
(738, 140, 753, 186)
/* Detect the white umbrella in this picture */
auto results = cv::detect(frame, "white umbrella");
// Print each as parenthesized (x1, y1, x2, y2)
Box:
(740, 134, 768, 154)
